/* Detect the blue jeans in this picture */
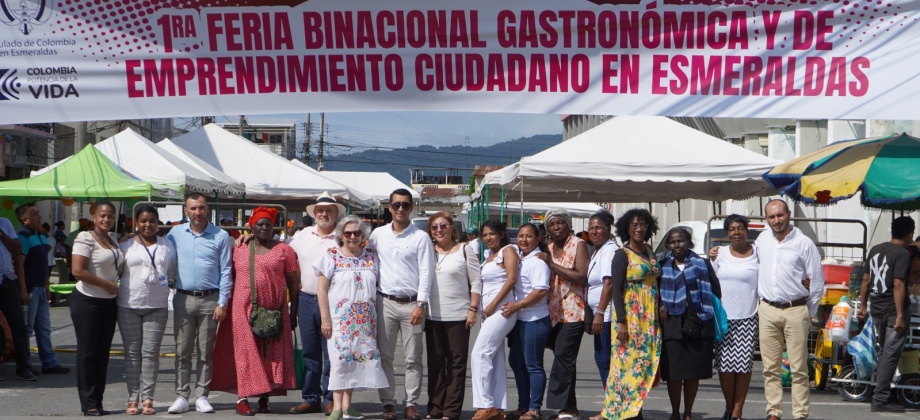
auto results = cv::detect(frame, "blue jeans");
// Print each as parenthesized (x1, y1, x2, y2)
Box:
(27, 287, 60, 368)
(299, 292, 332, 405)
(508, 316, 552, 412)
(593, 321, 612, 388)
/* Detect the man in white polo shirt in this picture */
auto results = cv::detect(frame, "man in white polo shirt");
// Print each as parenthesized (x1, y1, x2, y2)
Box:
(367, 189, 435, 420)
(756, 199, 824, 420)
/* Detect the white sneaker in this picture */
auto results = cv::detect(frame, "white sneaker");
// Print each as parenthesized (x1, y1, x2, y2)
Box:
(196, 397, 215, 413)
(167, 397, 189, 414)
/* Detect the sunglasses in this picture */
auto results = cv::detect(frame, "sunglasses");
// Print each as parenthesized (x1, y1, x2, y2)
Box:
(390, 202, 412, 211)
(343, 230, 361, 238)
(430, 223, 450, 231)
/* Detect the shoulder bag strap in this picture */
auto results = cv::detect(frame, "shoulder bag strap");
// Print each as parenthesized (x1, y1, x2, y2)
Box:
(250, 243, 258, 307)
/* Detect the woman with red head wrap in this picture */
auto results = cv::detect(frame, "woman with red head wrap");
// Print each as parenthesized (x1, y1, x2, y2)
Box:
(212, 206, 301, 416)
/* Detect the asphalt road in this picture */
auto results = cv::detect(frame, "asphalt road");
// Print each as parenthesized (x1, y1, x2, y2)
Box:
(0, 306, 916, 419)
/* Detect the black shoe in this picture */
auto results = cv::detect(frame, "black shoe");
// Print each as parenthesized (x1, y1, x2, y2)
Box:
(82, 410, 103, 417)
(870, 401, 905, 413)
(96, 409, 112, 415)
(16, 369, 37, 381)
(42, 365, 70, 374)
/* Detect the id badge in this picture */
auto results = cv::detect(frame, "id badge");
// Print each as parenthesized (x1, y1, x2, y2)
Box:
(159, 274, 168, 287)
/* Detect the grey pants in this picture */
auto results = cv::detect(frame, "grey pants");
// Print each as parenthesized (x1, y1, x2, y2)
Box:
(873, 314, 909, 404)
(173, 293, 219, 399)
(117, 306, 168, 402)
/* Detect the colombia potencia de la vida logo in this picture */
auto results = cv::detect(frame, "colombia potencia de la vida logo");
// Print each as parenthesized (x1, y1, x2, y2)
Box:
(0, 69, 20, 101)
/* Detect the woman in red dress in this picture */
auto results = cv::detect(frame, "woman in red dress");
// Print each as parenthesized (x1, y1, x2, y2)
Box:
(212, 207, 300, 416)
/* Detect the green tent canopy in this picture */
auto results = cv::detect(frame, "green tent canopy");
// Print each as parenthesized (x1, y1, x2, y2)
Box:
(0, 145, 179, 200)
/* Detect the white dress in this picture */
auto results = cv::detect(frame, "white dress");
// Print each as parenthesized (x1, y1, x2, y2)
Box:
(313, 247, 389, 391)
(471, 245, 519, 409)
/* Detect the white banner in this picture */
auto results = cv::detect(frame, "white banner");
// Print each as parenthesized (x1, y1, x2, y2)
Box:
(1, 0, 919, 124)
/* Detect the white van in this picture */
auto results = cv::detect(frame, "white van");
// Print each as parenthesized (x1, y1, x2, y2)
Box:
(654, 218, 768, 260)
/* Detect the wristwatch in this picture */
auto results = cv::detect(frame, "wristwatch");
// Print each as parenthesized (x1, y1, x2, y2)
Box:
(417, 301, 428, 310)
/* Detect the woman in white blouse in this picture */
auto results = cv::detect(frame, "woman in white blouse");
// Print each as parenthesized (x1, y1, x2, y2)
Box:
(470, 219, 520, 420)
(502, 223, 552, 420)
(710, 214, 760, 420)
(117, 205, 177, 415)
(584, 210, 619, 389)
(425, 212, 481, 420)
(70, 201, 125, 417)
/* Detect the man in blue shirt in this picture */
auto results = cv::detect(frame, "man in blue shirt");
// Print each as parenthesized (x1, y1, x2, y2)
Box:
(166, 193, 232, 414)
(15, 203, 69, 376)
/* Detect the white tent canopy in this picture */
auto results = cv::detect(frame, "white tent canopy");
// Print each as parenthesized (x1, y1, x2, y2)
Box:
(156, 138, 252, 197)
(33, 128, 245, 198)
(167, 124, 352, 202)
(463, 201, 603, 218)
(290, 160, 418, 207)
(478, 116, 781, 203)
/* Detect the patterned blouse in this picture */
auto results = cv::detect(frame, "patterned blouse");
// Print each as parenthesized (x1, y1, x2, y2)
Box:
(548, 234, 586, 324)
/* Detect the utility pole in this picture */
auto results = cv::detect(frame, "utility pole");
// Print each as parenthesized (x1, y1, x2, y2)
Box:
(317, 112, 325, 171)
(305, 113, 311, 167)
(71, 121, 87, 230)
(238, 115, 244, 136)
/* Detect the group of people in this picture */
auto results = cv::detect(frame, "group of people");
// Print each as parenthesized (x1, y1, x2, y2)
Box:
(2, 191, 919, 420)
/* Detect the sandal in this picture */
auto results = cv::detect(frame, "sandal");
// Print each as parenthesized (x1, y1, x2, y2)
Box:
(126, 401, 139, 415)
(522, 411, 545, 420)
(141, 400, 155, 415)
(506, 410, 524, 420)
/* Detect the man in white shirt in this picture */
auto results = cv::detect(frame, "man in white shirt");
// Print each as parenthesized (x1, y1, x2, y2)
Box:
(288, 192, 344, 415)
(755, 199, 824, 420)
(367, 189, 436, 420)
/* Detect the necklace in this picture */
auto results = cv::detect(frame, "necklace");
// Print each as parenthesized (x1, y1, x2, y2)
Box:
(435, 242, 456, 272)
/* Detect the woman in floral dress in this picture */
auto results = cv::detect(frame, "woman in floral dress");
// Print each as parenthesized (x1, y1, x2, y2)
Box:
(315, 215, 388, 420)
(599, 208, 661, 420)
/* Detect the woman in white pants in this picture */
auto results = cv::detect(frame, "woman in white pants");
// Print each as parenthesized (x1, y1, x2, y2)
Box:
(471, 219, 520, 420)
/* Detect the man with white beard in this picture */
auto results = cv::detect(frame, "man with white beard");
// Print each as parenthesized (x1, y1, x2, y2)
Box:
(288, 192, 346, 415)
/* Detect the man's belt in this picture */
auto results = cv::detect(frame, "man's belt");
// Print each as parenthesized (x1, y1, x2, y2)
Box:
(761, 297, 807, 309)
(377, 291, 417, 303)
(176, 288, 219, 297)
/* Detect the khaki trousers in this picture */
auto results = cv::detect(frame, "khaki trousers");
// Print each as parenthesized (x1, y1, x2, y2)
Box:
(758, 302, 811, 419)
(376, 296, 425, 407)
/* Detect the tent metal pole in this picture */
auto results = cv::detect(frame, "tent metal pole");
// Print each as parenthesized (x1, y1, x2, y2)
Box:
(677, 199, 681, 221)
(484, 187, 490, 221)
(520, 179, 524, 222)
(500, 187, 506, 221)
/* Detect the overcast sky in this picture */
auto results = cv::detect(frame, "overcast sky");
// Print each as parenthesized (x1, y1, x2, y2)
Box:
(200, 111, 565, 150)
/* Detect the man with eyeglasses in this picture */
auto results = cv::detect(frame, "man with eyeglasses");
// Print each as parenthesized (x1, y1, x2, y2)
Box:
(367, 189, 436, 420)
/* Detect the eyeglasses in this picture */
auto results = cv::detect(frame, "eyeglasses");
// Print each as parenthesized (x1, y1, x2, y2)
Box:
(390, 202, 412, 211)
(629, 223, 649, 230)
(668, 239, 686, 246)
(343, 230, 360, 238)
(430, 223, 450, 231)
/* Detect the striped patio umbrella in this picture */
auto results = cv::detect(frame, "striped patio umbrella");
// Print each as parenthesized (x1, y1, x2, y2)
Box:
(763, 133, 920, 210)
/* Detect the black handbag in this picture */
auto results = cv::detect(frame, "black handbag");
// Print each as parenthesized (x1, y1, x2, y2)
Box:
(247, 244, 283, 340)
(681, 311, 704, 338)
(584, 304, 595, 335)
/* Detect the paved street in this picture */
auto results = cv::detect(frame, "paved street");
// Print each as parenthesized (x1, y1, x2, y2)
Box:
(0, 306, 916, 419)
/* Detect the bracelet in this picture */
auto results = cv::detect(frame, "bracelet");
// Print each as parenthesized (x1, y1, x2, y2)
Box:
(469, 307, 478, 312)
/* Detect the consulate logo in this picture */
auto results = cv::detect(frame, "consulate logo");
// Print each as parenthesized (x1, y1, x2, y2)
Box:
(0, 69, 20, 100)
(0, 0, 53, 35)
